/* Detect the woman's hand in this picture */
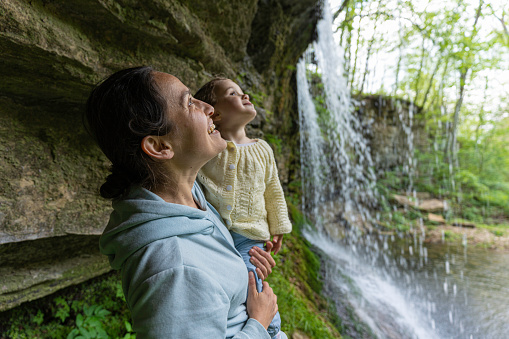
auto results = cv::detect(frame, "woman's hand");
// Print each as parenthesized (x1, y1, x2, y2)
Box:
(246, 272, 278, 329)
(249, 246, 275, 280)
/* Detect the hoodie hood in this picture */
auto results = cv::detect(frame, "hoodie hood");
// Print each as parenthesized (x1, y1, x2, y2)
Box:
(100, 182, 216, 269)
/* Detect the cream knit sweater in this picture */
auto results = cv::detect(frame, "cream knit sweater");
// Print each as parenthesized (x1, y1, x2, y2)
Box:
(198, 139, 292, 241)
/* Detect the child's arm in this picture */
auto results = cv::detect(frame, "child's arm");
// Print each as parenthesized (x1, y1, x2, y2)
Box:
(262, 141, 292, 244)
(270, 234, 284, 255)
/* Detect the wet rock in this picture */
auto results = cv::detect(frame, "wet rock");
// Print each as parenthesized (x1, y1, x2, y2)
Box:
(392, 194, 417, 208)
(357, 96, 427, 173)
(0, 235, 109, 311)
(428, 213, 445, 224)
(418, 199, 448, 212)
(392, 194, 448, 212)
(452, 220, 476, 228)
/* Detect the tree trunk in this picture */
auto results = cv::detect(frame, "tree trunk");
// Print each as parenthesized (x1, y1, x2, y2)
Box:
(448, 0, 483, 166)
(393, 5, 404, 96)
(421, 55, 443, 109)
(449, 68, 468, 165)
(359, 0, 383, 94)
(350, 1, 365, 90)
(413, 39, 427, 104)
(475, 76, 489, 174)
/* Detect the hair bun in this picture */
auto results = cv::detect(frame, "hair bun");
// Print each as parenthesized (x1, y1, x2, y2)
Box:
(100, 166, 132, 199)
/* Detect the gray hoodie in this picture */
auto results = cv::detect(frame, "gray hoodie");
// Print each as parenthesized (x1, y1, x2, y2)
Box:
(100, 182, 270, 339)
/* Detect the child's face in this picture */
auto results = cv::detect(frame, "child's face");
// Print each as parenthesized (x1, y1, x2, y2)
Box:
(212, 80, 256, 127)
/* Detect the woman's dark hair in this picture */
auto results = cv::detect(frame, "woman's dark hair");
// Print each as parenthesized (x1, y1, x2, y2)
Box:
(84, 66, 172, 199)
(194, 77, 228, 106)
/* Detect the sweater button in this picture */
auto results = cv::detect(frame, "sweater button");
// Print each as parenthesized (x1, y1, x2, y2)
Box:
(226, 185, 232, 191)
(226, 219, 231, 226)
(229, 164, 235, 170)
(226, 205, 232, 210)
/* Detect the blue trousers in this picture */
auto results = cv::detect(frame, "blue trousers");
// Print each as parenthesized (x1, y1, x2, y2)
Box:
(231, 232, 282, 338)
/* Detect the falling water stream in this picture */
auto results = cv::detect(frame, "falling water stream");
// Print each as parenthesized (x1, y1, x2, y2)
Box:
(297, 2, 509, 338)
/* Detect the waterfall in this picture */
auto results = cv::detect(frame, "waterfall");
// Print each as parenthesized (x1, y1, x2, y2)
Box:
(297, 2, 509, 338)
(297, 1, 437, 338)
(297, 55, 329, 226)
(298, 1, 377, 237)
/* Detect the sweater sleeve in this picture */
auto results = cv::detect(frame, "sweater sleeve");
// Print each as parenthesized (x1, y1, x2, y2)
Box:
(128, 265, 270, 339)
(263, 142, 293, 236)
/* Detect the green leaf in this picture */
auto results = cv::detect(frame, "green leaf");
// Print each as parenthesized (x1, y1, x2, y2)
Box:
(67, 328, 79, 339)
(76, 314, 84, 327)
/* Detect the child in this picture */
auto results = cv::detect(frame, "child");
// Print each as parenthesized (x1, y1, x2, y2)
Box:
(195, 78, 292, 339)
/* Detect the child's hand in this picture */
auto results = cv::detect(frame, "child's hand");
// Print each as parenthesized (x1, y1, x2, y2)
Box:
(271, 234, 284, 255)
(249, 246, 275, 280)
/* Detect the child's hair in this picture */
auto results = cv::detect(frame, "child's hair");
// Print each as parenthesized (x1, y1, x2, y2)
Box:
(194, 77, 229, 106)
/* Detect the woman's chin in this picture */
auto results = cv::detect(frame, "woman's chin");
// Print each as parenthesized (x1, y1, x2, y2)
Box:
(210, 133, 227, 152)
(218, 137, 227, 150)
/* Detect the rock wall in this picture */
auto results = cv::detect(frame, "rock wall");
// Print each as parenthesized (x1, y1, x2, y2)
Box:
(0, 0, 320, 311)
(357, 95, 427, 177)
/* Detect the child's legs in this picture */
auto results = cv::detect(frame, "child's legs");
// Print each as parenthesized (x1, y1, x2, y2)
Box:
(231, 232, 282, 337)
(231, 232, 265, 292)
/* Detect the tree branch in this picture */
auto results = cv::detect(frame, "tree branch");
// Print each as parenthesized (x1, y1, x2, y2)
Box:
(339, 11, 424, 32)
(333, 0, 351, 21)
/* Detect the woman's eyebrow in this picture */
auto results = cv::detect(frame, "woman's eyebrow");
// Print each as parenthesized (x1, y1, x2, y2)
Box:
(181, 90, 191, 106)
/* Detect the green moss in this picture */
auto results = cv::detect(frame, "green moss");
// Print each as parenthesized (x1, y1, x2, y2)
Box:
(476, 222, 509, 236)
(443, 230, 462, 241)
(268, 208, 342, 338)
(265, 133, 283, 154)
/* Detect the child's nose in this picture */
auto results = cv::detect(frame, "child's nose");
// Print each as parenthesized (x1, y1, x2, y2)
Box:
(242, 93, 249, 99)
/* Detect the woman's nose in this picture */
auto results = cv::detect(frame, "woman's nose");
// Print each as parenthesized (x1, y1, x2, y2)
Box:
(242, 93, 249, 100)
(197, 99, 214, 116)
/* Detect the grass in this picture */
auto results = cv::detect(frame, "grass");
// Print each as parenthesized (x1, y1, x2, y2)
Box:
(476, 223, 509, 237)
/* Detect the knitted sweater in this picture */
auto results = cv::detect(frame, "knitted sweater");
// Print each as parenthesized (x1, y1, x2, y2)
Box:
(198, 139, 292, 241)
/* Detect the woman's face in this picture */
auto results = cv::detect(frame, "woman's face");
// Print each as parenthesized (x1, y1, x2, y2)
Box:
(153, 72, 226, 165)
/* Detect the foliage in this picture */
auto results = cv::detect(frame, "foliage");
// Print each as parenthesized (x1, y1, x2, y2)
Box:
(0, 273, 134, 339)
(265, 133, 283, 154)
(66, 305, 111, 339)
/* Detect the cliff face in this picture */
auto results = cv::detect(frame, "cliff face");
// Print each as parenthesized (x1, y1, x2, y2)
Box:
(357, 95, 427, 176)
(0, 0, 320, 311)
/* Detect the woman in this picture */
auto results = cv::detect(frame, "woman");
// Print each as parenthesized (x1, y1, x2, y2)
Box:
(85, 66, 279, 338)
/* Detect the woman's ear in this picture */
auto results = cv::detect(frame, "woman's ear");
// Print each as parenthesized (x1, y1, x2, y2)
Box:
(141, 136, 174, 160)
